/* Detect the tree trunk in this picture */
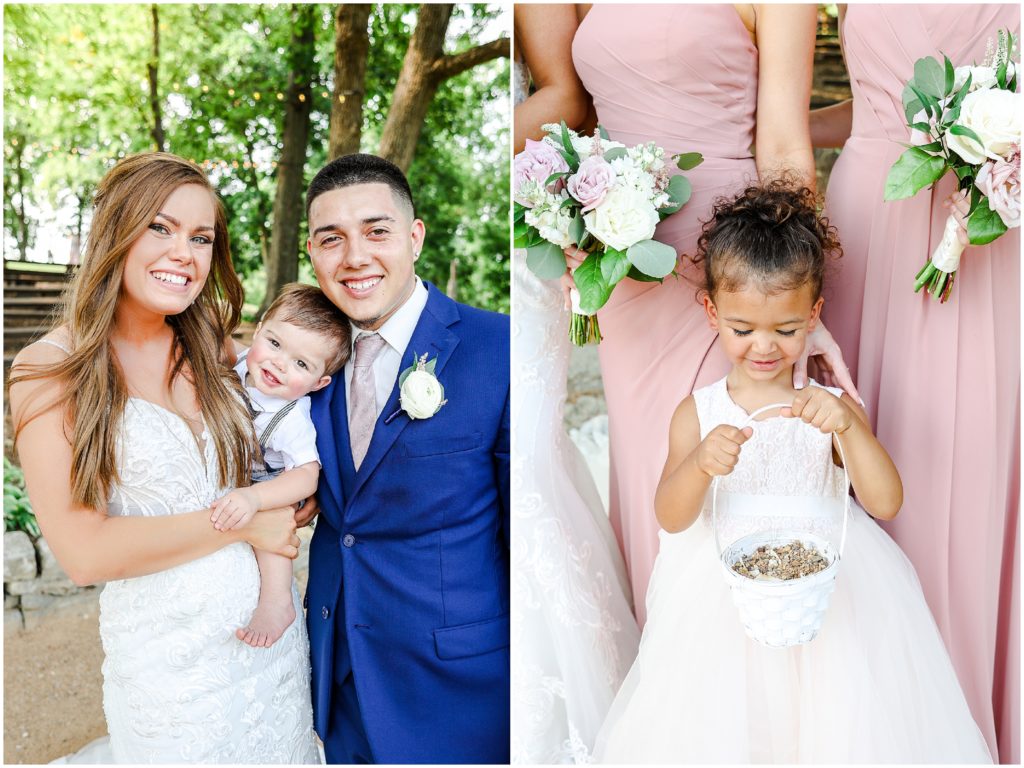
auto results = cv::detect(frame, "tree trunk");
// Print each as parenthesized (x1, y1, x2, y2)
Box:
(148, 5, 165, 152)
(379, 4, 509, 172)
(446, 258, 458, 300)
(260, 4, 317, 316)
(329, 4, 371, 160)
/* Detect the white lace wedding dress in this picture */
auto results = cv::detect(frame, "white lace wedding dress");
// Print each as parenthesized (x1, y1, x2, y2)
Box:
(56, 387, 320, 762)
(511, 248, 640, 763)
(595, 377, 992, 763)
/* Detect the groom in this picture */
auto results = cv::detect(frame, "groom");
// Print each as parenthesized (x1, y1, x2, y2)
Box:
(302, 153, 510, 764)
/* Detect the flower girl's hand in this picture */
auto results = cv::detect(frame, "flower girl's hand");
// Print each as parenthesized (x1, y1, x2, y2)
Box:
(782, 387, 854, 435)
(696, 424, 754, 477)
(210, 488, 259, 531)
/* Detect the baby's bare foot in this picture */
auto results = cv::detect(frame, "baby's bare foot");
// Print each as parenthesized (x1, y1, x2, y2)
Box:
(236, 596, 296, 649)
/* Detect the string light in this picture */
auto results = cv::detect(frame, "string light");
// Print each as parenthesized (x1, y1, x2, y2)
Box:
(276, 92, 284, 100)
(298, 94, 306, 102)
(228, 88, 235, 96)
(253, 92, 261, 100)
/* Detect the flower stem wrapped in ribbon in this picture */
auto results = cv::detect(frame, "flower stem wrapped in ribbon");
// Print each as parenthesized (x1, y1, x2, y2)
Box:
(884, 29, 1020, 303)
(513, 121, 702, 344)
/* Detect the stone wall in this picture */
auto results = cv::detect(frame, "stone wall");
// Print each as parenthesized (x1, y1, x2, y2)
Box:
(3, 531, 98, 632)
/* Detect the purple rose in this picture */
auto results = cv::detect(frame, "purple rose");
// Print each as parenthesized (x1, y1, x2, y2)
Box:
(567, 155, 617, 213)
(514, 139, 569, 207)
(976, 145, 1021, 229)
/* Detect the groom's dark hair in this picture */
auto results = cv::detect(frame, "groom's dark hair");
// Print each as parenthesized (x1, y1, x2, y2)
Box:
(305, 153, 416, 219)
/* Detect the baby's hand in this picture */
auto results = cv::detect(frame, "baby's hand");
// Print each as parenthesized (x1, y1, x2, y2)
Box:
(695, 424, 754, 478)
(211, 488, 259, 531)
(782, 387, 854, 435)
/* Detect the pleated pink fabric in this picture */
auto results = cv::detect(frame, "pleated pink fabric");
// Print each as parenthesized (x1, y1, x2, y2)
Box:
(822, 5, 1020, 762)
(572, 4, 758, 624)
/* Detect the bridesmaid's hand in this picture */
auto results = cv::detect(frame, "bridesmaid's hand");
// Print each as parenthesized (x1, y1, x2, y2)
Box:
(794, 321, 864, 407)
(560, 245, 587, 310)
(942, 190, 971, 247)
(243, 506, 300, 559)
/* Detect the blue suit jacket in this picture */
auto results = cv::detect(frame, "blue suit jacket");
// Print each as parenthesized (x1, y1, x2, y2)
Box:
(306, 283, 510, 764)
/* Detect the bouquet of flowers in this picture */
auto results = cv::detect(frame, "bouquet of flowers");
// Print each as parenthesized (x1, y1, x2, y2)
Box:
(884, 29, 1020, 302)
(513, 122, 702, 344)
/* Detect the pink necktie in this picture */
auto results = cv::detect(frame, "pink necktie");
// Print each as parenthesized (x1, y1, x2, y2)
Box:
(349, 332, 387, 470)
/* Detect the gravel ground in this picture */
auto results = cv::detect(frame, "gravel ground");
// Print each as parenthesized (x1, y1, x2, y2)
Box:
(4, 533, 312, 764)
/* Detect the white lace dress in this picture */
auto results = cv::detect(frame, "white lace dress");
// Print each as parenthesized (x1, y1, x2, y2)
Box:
(61, 392, 320, 763)
(511, 247, 641, 763)
(594, 377, 991, 763)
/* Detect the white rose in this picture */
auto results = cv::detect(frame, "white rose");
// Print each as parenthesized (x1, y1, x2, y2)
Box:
(954, 65, 1000, 92)
(946, 89, 1021, 164)
(584, 186, 659, 251)
(400, 369, 444, 419)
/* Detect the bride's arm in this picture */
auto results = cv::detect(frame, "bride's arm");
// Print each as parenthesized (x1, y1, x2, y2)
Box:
(752, 4, 817, 189)
(514, 4, 588, 153)
(9, 343, 299, 587)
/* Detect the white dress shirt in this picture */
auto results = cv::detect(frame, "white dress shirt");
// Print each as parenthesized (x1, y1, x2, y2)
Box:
(344, 277, 429, 423)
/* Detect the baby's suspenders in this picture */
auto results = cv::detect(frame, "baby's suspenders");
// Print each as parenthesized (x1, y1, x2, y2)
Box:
(242, 391, 299, 480)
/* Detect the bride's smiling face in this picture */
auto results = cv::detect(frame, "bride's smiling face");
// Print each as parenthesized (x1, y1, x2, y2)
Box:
(119, 183, 216, 318)
(704, 282, 823, 383)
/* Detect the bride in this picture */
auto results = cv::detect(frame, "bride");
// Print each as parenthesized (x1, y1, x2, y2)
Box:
(9, 152, 320, 763)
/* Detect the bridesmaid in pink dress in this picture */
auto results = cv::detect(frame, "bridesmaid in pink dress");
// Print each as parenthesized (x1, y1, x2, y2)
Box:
(815, 5, 1020, 762)
(572, 4, 838, 625)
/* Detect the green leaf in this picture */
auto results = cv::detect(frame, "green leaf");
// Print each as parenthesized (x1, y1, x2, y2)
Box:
(949, 75, 972, 110)
(568, 212, 585, 245)
(599, 247, 630, 287)
(513, 218, 529, 242)
(544, 171, 569, 186)
(914, 56, 946, 98)
(573, 252, 614, 314)
(910, 121, 934, 135)
(513, 204, 526, 223)
(526, 241, 568, 280)
(627, 265, 664, 283)
(560, 120, 574, 156)
(425, 357, 437, 375)
(943, 54, 955, 96)
(884, 147, 947, 200)
(557, 148, 579, 172)
(967, 204, 1008, 245)
(603, 147, 628, 162)
(916, 140, 944, 154)
(598, 124, 610, 140)
(559, 196, 576, 210)
(902, 83, 925, 124)
(667, 174, 692, 205)
(909, 83, 939, 119)
(953, 164, 974, 182)
(949, 123, 984, 149)
(626, 239, 678, 278)
(675, 152, 704, 171)
(997, 57, 1008, 89)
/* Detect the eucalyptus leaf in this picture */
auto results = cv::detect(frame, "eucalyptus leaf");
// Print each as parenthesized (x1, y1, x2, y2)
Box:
(526, 240, 569, 280)
(967, 204, 1008, 245)
(603, 147, 628, 162)
(884, 147, 947, 200)
(666, 173, 692, 206)
(626, 239, 677, 278)
(573, 252, 614, 314)
(902, 83, 924, 124)
(600, 247, 630, 287)
(598, 124, 610, 140)
(675, 152, 704, 171)
(914, 56, 946, 98)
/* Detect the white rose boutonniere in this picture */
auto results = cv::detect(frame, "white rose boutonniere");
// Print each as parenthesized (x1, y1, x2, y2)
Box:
(399, 353, 447, 419)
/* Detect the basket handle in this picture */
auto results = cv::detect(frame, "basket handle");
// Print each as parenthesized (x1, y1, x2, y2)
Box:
(711, 401, 851, 562)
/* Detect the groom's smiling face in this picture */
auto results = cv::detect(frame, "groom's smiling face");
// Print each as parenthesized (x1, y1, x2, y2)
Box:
(307, 182, 425, 331)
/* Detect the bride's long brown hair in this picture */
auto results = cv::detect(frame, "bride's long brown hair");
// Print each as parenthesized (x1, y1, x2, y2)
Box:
(10, 152, 256, 508)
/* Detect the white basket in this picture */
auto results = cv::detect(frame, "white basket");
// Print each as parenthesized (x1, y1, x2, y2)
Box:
(713, 403, 850, 648)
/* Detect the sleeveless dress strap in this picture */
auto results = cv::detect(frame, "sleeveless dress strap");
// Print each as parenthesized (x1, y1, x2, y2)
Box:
(32, 338, 71, 354)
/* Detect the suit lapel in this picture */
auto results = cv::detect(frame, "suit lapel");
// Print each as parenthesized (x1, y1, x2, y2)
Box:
(350, 284, 460, 498)
(310, 382, 344, 517)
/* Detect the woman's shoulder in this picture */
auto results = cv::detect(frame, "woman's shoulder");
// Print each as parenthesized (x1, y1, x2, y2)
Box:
(12, 326, 72, 367)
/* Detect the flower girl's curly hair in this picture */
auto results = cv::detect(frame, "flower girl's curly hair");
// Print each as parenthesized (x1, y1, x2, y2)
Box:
(694, 177, 841, 301)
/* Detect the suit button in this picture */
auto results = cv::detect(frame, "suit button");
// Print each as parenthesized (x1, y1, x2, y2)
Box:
(342, 534, 355, 547)
(322, 606, 330, 620)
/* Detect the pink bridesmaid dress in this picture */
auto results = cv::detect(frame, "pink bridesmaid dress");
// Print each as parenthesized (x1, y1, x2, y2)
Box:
(572, 5, 758, 624)
(823, 5, 1020, 762)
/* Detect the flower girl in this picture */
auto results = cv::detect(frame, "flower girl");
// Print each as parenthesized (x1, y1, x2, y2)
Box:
(594, 181, 991, 763)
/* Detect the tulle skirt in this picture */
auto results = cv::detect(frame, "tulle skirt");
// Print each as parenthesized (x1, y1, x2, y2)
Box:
(594, 502, 992, 763)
